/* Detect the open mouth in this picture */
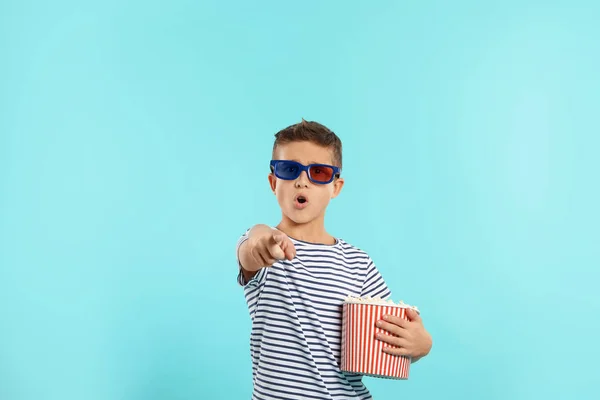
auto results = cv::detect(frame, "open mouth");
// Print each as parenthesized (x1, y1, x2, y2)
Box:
(294, 194, 308, 208)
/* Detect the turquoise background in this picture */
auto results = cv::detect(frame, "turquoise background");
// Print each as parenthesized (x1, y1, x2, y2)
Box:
(1, 1, 599, 399)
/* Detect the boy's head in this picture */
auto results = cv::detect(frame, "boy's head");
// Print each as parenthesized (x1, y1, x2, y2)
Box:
(272, 119, 343, 169)
(269, 119, 345, 225)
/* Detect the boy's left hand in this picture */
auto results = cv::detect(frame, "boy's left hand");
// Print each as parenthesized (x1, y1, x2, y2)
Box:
(375, 309, 432, 362)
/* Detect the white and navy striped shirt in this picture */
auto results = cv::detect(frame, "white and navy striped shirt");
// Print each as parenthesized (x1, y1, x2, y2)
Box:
(237, 232, 392, 400)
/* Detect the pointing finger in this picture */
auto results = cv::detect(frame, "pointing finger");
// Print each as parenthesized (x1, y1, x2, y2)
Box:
(273, 230, 295, 260)
(267, 242, 285, 260)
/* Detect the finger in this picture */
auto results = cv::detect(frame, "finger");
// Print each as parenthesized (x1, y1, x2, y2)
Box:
(267, 242, 285, 260)
(376, 320, 406, 337)
(272, 230, 286, 245)
(406, 308, 422, 323)
(382, 314, 410, 329)
(260, 252, 277, 266)
(261, 244, 277, 265)
(382, 346, 410, 357)
(253, 248, 268, 267)
(256, 243, 278, 266)
(272, 231, 295, 260)
(375, 332, 409, 348)
(253, 246, 273, 267)
(281, 237, 296, 260)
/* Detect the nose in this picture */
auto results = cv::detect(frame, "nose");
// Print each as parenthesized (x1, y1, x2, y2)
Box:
(294, 170, 310, 188)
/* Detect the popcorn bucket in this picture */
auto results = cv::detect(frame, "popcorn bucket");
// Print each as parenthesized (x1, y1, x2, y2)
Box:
(340, 299, 417, 379)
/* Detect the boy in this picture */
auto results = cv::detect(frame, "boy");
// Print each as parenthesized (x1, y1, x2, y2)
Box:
(236, 120, 432, 399)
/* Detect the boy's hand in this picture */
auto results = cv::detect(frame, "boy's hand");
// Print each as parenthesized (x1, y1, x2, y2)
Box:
(239, 225, 296, 273)
(375, 308, 432, 362)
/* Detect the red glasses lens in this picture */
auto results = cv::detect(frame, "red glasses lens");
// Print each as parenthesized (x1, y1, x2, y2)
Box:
(309, 165, 334, 182)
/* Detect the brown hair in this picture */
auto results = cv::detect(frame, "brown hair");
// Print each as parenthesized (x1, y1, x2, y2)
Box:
(272, 119, 343, 169)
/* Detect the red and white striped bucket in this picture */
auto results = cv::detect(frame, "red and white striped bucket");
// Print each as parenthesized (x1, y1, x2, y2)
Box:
(340, 302, 412, 379)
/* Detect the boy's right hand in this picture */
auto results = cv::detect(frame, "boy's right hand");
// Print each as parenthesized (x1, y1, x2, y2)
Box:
(239, 224, 296, 273)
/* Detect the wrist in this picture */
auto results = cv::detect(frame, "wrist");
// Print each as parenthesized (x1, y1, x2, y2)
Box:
(238, 241, 261, 273)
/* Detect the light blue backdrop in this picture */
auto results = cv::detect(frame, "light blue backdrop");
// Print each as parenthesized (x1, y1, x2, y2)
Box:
(1, 1, 599, 399)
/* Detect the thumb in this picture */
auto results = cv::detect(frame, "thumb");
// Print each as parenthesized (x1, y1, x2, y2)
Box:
(406, 308, 422, 323)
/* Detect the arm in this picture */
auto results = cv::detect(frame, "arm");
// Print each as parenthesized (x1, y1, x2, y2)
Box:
(360, 258, 432, 362)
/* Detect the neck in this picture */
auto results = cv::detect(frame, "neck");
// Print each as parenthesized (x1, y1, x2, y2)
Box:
(276, 214, 335, 245)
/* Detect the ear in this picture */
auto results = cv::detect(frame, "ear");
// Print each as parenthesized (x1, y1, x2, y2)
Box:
(268, 173, 277, 194)
(331, 177, 344, 199)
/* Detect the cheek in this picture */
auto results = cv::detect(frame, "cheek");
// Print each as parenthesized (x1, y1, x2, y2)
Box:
(274, 181, 292, 199)
(315, 188, 334, 206)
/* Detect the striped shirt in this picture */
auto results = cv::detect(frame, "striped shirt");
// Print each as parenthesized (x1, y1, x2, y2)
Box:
(236, 231, 392, 400)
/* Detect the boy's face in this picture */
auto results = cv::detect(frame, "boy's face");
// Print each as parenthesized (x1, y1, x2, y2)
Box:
(269, 141, 344, 225)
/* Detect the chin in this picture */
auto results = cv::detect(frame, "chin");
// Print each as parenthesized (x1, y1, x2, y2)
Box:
(290, 217, 314, 225)
(284, 210, 318, 225)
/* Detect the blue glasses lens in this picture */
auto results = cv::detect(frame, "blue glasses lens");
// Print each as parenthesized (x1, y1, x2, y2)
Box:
(276, 161, 301, 180)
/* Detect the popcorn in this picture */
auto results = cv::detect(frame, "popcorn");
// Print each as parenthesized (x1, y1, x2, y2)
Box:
(343, 295, 419, 313)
